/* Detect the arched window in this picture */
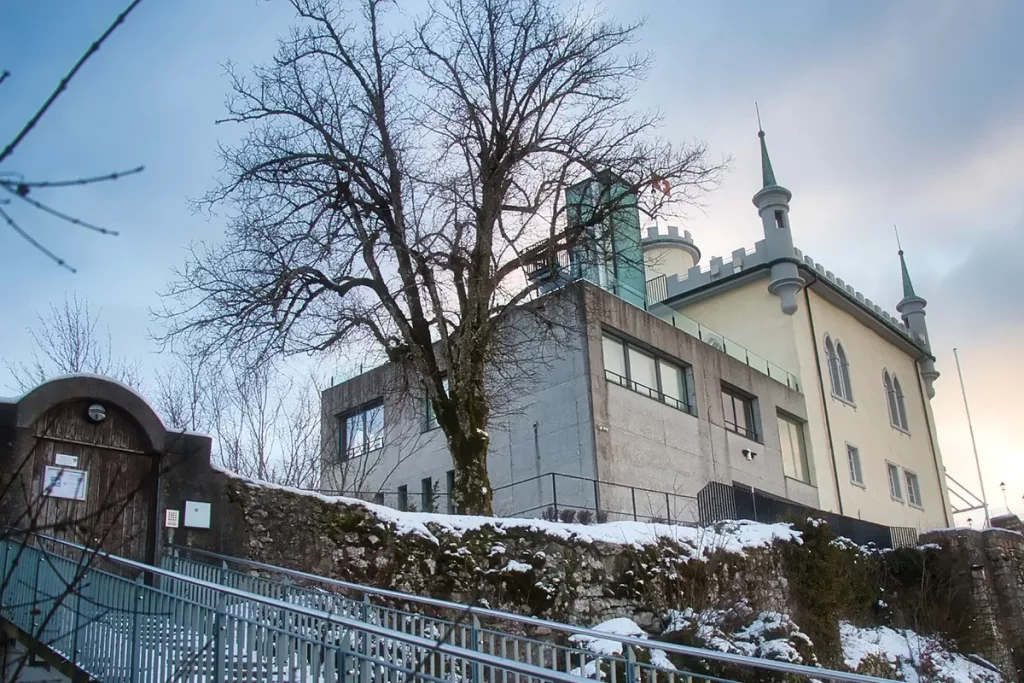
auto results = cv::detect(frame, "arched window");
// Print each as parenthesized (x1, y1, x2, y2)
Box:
(825, 335, 853, 402)
(836, 342, 854, 402)
(884, 371, 905, 429)
(893, 376, 909, 431)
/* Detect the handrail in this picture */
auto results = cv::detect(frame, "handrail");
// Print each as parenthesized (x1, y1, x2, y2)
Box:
(166, 542, 894, 683)
(4, 531, 595, 683)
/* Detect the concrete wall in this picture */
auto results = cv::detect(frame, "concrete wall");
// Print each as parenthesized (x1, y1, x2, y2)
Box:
(319, 290, 598, 516)
(583, 286, 816, 521)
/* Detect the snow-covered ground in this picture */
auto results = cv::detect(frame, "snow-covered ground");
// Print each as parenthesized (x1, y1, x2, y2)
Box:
(840, 623, 1001, 683)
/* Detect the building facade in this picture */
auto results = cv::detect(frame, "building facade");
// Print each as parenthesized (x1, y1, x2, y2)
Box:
(320, 130, 953, 532)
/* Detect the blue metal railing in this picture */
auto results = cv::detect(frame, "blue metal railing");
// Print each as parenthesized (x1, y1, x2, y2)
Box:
(1, 532, 895, 683)
(164, 544, 894, 683)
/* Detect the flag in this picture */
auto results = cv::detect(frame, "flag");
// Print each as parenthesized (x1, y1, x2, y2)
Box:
(650, 172, 671, 197)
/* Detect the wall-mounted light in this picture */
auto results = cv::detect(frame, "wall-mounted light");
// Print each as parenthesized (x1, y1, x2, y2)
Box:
(742, 449, 757, 461)
(86, 403, 107, 424)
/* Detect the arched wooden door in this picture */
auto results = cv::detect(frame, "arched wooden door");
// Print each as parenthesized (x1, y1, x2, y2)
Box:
(29, 399, 159, 564)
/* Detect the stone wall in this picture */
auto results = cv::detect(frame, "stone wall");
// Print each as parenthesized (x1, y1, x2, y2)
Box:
(176, 476, 1022, 681)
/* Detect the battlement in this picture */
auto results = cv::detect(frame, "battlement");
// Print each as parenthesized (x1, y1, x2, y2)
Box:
(651, 242, 922, 347)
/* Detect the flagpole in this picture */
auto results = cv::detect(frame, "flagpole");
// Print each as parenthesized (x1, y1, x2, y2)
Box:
(954, 347, 989, 527)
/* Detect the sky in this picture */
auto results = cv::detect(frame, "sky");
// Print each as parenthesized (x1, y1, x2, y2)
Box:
(1, 0, 1021, 520)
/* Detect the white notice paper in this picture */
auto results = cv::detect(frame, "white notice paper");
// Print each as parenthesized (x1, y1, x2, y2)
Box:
(54, 453, 79, 468)
(42, 466, 88, 501)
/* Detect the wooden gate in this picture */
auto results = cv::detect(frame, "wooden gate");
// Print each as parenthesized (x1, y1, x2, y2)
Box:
(28, 399, 159, 564)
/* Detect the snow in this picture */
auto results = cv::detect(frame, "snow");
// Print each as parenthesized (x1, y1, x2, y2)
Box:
(569, 618, 676, 674)
(227, 467, 801, 555)
(501, 560, 533, 573)
(664, 603, 815, 665)
(840, 622, 1002, 683)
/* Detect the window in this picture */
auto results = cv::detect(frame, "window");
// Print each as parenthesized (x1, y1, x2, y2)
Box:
(847, 445, 864, 486)
(424, 378, 450, 431)
(886, 463, 903, 501)
(824, 336, 854, 402)
(446, 470, 456, 513)
(338, 401, 384, 461)
(397, 485, 409, 511)
(601, 333, 696, 414)
(905, 471, 923, 507)
(722, 386, 758, 440)
(421, 477, 434, 513)
(774, 210, 786, 230)
(884, 371, 910, 431)
(372, 492, 385, 505)
(778, 413, 810, 483)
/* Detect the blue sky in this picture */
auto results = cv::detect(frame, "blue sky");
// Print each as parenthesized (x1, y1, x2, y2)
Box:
(1, 0, 1021, 518)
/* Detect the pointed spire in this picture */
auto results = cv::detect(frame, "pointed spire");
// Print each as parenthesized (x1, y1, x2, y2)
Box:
(755, 103, 777, 189)
(898, 249, 916, 299)
(895, 225, 917, 299)
(758, 129, 777, 189)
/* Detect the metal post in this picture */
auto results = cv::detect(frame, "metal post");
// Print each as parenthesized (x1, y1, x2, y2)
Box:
(359, 594, 371, 683)
(551, 473, 559, 517)
(593, 479, 601, 519)
(631, 488, 637, 521)
(213, 579, 227, 683)
(665, 492, 672, 522)
(129, 574, 144, 683)
(471, 613, 482, 683)
(625, 645, 638, 683)
(955, 348, 990, 527)
(30, 547, 42, 636)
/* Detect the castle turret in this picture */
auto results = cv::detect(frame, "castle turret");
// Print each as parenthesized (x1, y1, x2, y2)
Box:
(895, 248, 940, 397)
(752, 128, 804, 314)
(642, 225, 701, 280)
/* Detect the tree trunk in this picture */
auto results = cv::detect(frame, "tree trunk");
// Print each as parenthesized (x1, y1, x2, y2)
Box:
(450, 429, 493, 516)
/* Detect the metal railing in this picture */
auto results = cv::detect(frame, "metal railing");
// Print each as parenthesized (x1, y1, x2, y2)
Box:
(492, 472, 700, 525)
(163, 543, 894, 683)
(0, 531, 894, 683)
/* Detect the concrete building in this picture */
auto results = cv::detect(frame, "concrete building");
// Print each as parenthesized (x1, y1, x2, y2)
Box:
(320, 129, 953, 532)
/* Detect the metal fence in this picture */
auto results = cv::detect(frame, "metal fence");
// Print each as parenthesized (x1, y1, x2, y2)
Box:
(698, 481, 919, 549)
(0, 533, 894, 683)
(323, 472, 701, 525)
(163, 544, 894, 683)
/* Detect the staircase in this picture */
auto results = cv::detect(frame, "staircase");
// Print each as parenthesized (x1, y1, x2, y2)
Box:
(0, 533, 890, 683)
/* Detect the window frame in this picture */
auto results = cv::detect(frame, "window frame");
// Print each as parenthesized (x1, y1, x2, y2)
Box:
(777, 411, 811, 484)
(337, 400, 385, 462)
(722, 384, 760, 442)
(601, 331, 697, 415)
(424, 377, 450, 432)
(421, 477, 434, 513)
(397, 485, 409, 512)
(904, 469, 923, 508)
(824, 335, 855, 404)
(846, 444, 864, 487)
(884, 370, 910, 432)
(886, 461, 904, 502)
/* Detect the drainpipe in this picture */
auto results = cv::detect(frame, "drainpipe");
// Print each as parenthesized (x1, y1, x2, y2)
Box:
(914, 369, 952, 527)
(803, 284, 845, 516)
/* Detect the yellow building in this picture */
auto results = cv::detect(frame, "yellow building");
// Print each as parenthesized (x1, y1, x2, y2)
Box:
(645, 128, 951, 530)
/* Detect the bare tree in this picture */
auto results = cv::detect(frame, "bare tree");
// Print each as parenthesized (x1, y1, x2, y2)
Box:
(0, 0, 144, 272)
(162, 0, 722, 513)
(5, 292, 143, 392)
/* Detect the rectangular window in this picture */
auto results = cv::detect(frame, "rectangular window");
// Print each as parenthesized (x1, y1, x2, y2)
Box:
(887, 463, 903, 501)
(905, 471, 923, 507)
(722, 386, 758, 440)
(777, 413, 809, 483)
(601, 331, 696, 414)
(424, 378, 450, 431)
(421, 477, 434, 513)
(847, 445, 864, 486)
(627, 347, 658, 397)
(397, 485, 409, 511)
(446, 470, 456, 513)
(602, 335, 626, 383)
(372, 492, 384, 505)
(338, 401, 384, 461)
